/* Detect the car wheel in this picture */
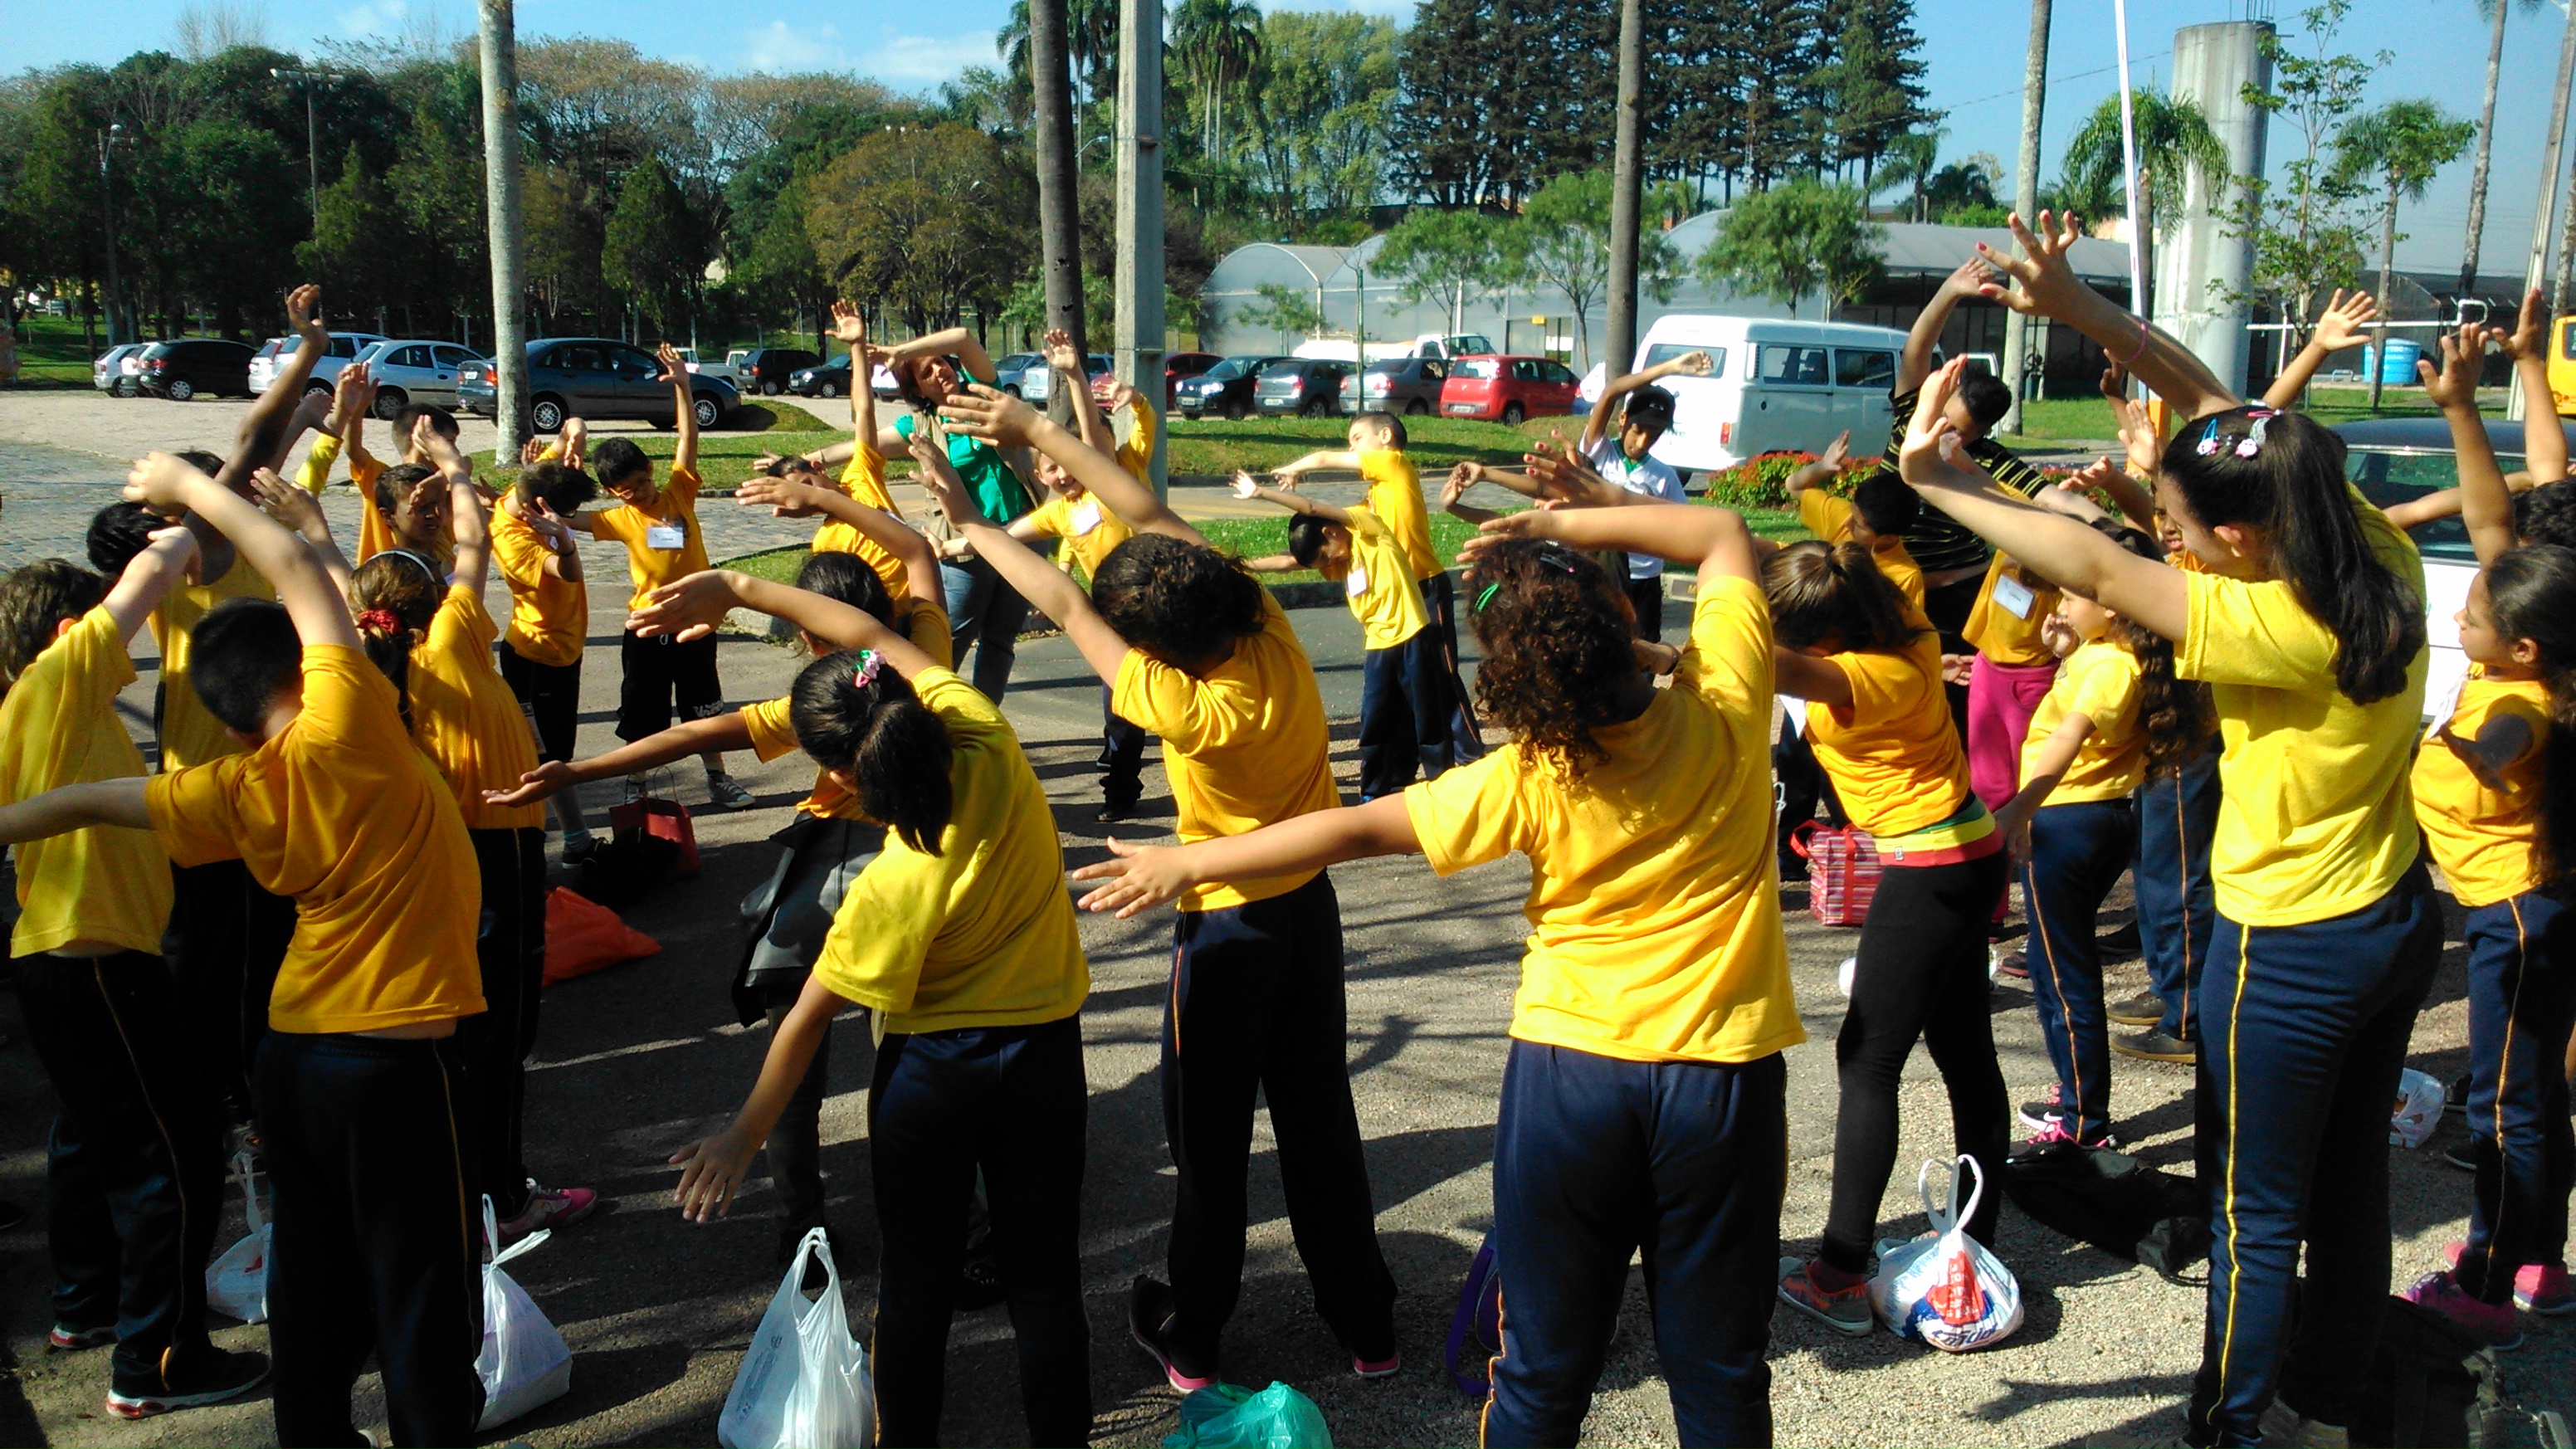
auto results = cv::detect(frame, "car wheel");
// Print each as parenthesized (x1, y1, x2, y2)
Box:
(1404, 398, 1429, 416)
(761, 380, 782, 396)
(1502, 402, 1525, 424)
(820, 381, 839, 398)
(305, 382, 334, 398)
(111, 378, 134, 398)
(167, 378, 195, 401)
(1004, 385, 1022, 399)
(1223, 398, 1248, 420)
(530, 395, 565, 434)
(693, 395, 723, 431)
(373, 388, 409, 421)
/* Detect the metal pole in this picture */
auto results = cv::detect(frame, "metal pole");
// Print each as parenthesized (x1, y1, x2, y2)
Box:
(2511, 0, 2576, 422)
(1605, 0, 1646, 378)
(2002, 0, 2054, 427)
(96, 129, 124, 346)
(307, 85, 320, 222)
(478, 0, 529, 460)
(1114, 0, 1167, 497)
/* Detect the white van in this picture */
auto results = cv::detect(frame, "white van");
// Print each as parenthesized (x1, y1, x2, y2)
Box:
(1631, 315, 1909, 476)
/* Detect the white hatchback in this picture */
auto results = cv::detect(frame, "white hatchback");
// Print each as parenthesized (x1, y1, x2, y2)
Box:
(351, 339, 490, 417)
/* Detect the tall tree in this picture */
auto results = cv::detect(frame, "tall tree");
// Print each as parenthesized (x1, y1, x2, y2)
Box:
(1697, 176, 1885, 317)
(808, 124, 1027, 337)
(2333, 99, 2475, 406)
(1812, 0, 1935, 186)
(1513, 168, 1679, 370)
(1871, 127, 1941, 222)
(1029, 0, 1090, 359)
(600, 154, 700, 337)
(2457, 0, 2541, 295)
(2227, 0, 2383, 347)
(2059, 89, 2228, 310)
(1172, 0, 1262, 160)
(1242, 12, 1398, 227)
(1373, 209, 1513, 333)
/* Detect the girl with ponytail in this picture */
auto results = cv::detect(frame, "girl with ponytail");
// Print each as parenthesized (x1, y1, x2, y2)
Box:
(1903, 213, 2441, 1444)
(1766, 533, 2015, 1338)
(2402, 326, 2576, 1342)
(647, 563, 1092, 1449)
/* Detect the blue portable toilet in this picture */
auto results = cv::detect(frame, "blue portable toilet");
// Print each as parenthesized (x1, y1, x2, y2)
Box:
(2370, 339, 2423, 386)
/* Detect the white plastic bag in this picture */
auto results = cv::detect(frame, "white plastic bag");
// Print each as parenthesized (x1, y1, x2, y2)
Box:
(205, 1151, 271, 1324)
(718, 1227, 874, 1449)
(477, 1196, 573, 1431)
(2391, 1067, 2446, 1149)
(1869, 1154, 2024, 1352)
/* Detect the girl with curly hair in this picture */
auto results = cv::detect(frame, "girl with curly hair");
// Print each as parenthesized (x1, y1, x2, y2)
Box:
(1073, 500, 1798, 1447)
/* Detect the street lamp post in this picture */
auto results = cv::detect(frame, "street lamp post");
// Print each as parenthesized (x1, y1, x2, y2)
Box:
(271, 68, 348, 223)
(96, 124, 129, 345)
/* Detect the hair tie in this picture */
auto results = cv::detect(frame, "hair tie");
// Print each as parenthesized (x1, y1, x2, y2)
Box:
(851, 650, 883, 690)
(357, 608, 400, 636)
(383, 548, 442, 583)
(1475, 582, 1501, 611)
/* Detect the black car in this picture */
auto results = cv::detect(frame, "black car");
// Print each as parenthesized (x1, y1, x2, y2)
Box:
(788, 354, 856, 398)
(456, 339, 741, 433)
(740, 347, 821, 397)
(135, 339, 256, 400)
(1252, 358, 1351, 417)
(1178, 355, 1291, 420)
(1340, 354, 1450, 415)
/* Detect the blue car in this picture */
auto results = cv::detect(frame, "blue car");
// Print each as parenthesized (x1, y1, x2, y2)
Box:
(458, 338, 741, 434)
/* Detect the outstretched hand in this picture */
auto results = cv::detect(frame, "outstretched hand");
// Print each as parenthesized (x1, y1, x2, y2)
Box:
(935, 383, 1043, 449)
(285, 282, 326, 344)
(1972, 211, 2087, 320)
(250, 468, 323, 534)
(1818, 429, 1852, 471)
(655, 342, 688, 387)
(1230, 470, 1260, 500)
(670, 1129, 758, 1224)
(1068, 836, 1194, 918)
(735, 474, 827, 519)
(628, 570, 746, 642)
(2417, 323, 2490, 411)
(1523, 443, 1626, 508)
(828, 300, 866, 346)
(2309, 289, 2381, 354)
(2498, 287, 2549, 363)
(482, 759, 578, 809)
(125, 451, 212, 515)
(1042, 327, 1080, 373)
(1897, 358, 1973, 485)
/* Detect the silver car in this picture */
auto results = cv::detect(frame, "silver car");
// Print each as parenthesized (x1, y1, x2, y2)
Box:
(249, 331, 388, 396)
(92, 344, 147, 397)
(351, 339, 489, 418)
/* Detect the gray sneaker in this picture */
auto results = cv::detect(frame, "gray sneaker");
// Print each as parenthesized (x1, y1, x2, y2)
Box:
(1777, 1256, 1874, 1336)
(2106, 992, 2164, 1027)
(2113, 1027, 2198, 1064)
(706, 773, 755, 811)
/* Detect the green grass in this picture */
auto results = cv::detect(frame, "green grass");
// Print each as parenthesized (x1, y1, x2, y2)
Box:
(727, 545, 809, 587)
(9, 311, 102, 386)
(1993, 386, 2471, 449)
(1161, 412, 1595, 476)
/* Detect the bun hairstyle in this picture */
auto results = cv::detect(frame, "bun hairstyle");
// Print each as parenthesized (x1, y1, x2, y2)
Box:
(1090, 533, 1267, 667)
(517, 460, 599, 516)
(1464, 538, 1637, 781)
(2159, 406, 2422, 705)
(2478, 543, 2576, 885)
(0, 560, 109, 695)
(348, 549, 445, 730)
(790, 649, 954, 853)
(1762, 539, 1926, 654)
(2091, 521, 2214, 775)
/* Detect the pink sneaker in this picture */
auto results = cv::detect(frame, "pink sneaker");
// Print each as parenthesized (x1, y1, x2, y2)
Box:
(496, 1180, 599, 1249)
(2401, 1271, 2522, 1348)
(1352, 1351, 1402, 1379)
(2440, 1241, 2576, 1315)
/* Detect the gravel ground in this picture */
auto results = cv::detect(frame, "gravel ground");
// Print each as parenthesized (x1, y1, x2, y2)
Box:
(0, 388, 2562, 1447)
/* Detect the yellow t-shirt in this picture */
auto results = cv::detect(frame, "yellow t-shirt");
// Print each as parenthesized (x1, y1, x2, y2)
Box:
(1115, 394, 1160, 483)
(1112, 590, 1341, 910)
(740, 598, 954, 819)
(2413, 671, 2549, 909)
(1322, 505, 1429, 651)
(146, 645, 485, 1033)
(810, 450, 910, 600)
(410, 584, 544, 832)
(1963, 552, 2061, 666)
(2023, 638, 2145, 804)
(2, 607, 172, 956)
(588, 464, 710, 612)
(1799, 490, 1926, 611)
(810, 668, 1088, 1033)
(1405, 578, 1803, 1064)
(294, 434, 397, 564)
(490, 505, 588, 669)
(1022, 490, 1136, 584)
(1806, 603, 1974, 841)
(149, 554, 277, 771)
(1361, 448, 1441, 582)
(2178, 499, 2427, 925)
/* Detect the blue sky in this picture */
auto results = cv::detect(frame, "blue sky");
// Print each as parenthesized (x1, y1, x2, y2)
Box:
(14, 0, 2569, 274)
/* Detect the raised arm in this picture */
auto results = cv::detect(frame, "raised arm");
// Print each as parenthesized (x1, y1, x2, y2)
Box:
(128, 452, 359, 649)
(1439, 466, 1500, 527)
(628, 568, 939, 681)
(1232, 471, 1354, 526)
(1898, 258, 1993, 394)
(247, 468, 354, 600)
(2499, 288, 2569, 485)
(422, 422, 490, 594)
(484, 712, 755, 808)
(2261, 289, 2378, 408)
(217, 283, 330, 495)
(1068, 794, 1422, 919)
(2421, 324, 2517, 564)
(1466, 499, 1759, 589)
(907, 427, 1133, 684)
(889, 326, 996, 386)
(1976, 212, 2239, 420)
(0, 778, 153, 846)
(735, 473, 941, 606)
(1583, 349, 1712, 451)
(1898, 359, 2186, 640)
(1041, 328, 1113, 456)
(1784, 431, 1853, 495)
(939, 383, 1204, 546)
(1271, 449, 1364, 487)
(659, 343, 698, 476)
(100, 524, 201, 644)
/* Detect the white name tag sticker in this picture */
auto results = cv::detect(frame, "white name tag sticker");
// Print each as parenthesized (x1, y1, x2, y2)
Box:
(1993, 574, 2036, 619)
(2425, 666, 2470, 734)
(1070, 500, 1101, 535)
(1345, 565, 1368, 599)
(646, 524, 686, 551)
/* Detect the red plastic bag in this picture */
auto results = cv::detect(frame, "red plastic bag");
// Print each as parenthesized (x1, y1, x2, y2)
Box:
(543, 887, 661, 985)
(1789, 819, 1881, 927)
(609, 793, 698, 876)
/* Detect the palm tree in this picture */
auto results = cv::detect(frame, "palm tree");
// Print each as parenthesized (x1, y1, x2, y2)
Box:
(2460, 0, 2543, 295)
(1173, 0, 1262, 161)
(1871, 128, 1943, 222)
(2334, 100, 2477, 407)
(2060, 88, 2228, 314)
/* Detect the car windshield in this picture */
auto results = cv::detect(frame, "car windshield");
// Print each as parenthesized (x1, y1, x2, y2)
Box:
(2346, 447, 2520, 564)
(1451, 335, 1495, 355)
(1455, 358, 1501, 380)
(1205, 359, 1257, 381)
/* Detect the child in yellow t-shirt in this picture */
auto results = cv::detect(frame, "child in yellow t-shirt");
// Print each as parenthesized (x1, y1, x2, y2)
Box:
(1004, 433, 1150, 818)
(491, 457, 599, 858)
(561, 341, 748, 809)
(344, 430, 595, 1251)
(295, 362, 465, 565)
(1, 451, 486, 1443)
(1071, 502, 1798, 1442)
(0, 526, 273, 1420)
(1783, 436, 1928, 609)
(1232, 473, 1438, 799)
(649, 579, 1091, 1449)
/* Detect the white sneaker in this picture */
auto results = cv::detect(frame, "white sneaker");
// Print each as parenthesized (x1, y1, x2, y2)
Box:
(2258, 1400, 2350, 1448)
(706, 773, 754, 811)
(619, 774, 647, 806)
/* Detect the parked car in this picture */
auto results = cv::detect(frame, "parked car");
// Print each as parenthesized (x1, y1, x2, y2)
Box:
(990, 353, 1044, 398)
(1025, 353, 1110, 405)
(737, 347, 821, 397)
(134, 339, 256, 401)
(1439, 354, 1581, 424)
(92, 343, 147, 397)
(788, 354, 856, 398)
(456, 339, 741, 433)
(250, 330, 388, 395)
(1340, 355, 1450, 416)
(2339, 415, 2576, 720)
(1252, 358, 1352, 417)
(1614, 315, 1908, 475)
(1089, 350, 1222, 408)
(1177, 354, 1290, 420)
(350, 339, 490, 417)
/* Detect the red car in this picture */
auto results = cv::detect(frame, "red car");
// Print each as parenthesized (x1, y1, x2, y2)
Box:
(1438, 354, 1583, 423)
(1091, 350, 1225, 408)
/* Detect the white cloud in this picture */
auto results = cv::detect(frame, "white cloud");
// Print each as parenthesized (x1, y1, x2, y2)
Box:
(1254, 0, 1414, 16)
(740, 17, 844, 71)
(735, 17, 993, 86)
(868, 31, 1003, 83)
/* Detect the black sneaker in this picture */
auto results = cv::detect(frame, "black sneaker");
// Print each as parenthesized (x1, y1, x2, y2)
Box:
(50, 1322, 115, 1351)
(561, 832, 603, 866)
(2106, 992, 2165, 1027)
(1128, 1276, 1218, 1393)
(2017, 1088, 2065, 1130)
(107, 1346, 269, 1419)
(2096, 920, 2142, 960)
(2444, 1138, 2479, 1173)
(958, 1248, 1007, 1310)
(2112, 1027, 2198, 1064)
(1098, 801, 1137, 824)
(2445, 1071, 2473, 1118)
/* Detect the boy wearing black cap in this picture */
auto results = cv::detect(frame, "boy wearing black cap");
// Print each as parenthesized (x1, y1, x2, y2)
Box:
(1578, 350, 1710, 639)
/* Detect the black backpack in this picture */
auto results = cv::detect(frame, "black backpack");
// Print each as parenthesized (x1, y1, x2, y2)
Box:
(2001, 1139, 2208, 1273)
(2349, 1296, 2509, 1447)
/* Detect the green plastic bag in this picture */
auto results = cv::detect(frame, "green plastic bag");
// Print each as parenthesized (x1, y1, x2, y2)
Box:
(1161, 1380, 1334, 1449)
